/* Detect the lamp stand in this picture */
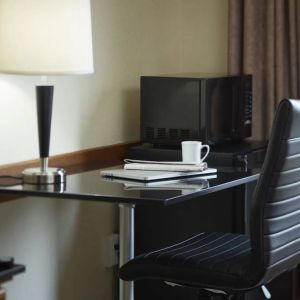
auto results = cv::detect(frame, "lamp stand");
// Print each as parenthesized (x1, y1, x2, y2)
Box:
(22, 85, 66, 185)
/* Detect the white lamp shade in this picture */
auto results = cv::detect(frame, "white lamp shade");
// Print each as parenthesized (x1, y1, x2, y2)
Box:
(0, 0, 94, 75)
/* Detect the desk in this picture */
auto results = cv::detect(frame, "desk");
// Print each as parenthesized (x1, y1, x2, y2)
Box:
(0, 262, 25, 300)
(0, 166, 259, 300)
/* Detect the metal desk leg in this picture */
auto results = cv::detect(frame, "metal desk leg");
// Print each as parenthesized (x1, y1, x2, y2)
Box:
(244, 181, 257, 234)
(119, 204, 135, 300)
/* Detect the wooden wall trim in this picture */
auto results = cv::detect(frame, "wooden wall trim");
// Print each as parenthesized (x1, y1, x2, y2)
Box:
(0, 141, 139, 175)
(0, 289, 5, 300)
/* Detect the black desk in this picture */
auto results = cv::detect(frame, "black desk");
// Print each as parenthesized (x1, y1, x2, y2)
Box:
(0, 166, 259, 300)
(0, 264, 25, 283)
(0, 261, 25, 300)
(1, 167, 259, 205)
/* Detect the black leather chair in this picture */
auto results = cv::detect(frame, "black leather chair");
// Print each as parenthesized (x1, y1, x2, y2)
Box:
(119, 98, 300, 299)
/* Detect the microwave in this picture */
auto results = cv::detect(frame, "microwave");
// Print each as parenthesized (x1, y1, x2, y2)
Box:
(140, 73, 252, 146)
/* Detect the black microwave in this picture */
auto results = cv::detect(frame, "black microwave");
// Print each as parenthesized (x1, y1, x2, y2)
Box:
(140, 73, 252, 146)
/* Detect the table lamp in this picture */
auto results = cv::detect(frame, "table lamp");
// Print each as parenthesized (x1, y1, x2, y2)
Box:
(0, 0, 94, 184)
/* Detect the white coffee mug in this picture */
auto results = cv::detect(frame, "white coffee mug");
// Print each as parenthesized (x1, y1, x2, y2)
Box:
(181, 141, 210, 163)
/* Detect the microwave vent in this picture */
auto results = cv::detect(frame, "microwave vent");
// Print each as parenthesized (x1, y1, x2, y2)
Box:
(157, 128, 167, 139)
(145, 127, 154, 139)
(181, 129, 190, 139)
(169, 128, 179, 140)
(144, 127, 198, 142)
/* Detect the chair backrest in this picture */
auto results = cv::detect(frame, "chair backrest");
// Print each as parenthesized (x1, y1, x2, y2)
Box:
(250, 99, 300, 285)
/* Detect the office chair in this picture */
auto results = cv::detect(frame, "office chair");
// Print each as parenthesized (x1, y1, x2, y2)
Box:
(119, 98, 300, 299)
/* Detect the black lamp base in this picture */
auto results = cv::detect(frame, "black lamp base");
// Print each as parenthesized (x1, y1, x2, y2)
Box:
(23, 85, 67, 185)
(22, 167, 66, 185)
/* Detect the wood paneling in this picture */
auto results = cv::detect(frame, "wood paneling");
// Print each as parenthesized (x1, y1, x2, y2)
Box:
(0, 141, 139, 203)
(0, 141, 139, 175)
(0, 289, 5, 300)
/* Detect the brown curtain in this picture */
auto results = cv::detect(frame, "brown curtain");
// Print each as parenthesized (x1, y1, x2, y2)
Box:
(228, 0, 300, 140)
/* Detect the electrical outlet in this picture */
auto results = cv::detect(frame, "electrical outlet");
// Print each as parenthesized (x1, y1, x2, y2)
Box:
(102, 234, 119, 268)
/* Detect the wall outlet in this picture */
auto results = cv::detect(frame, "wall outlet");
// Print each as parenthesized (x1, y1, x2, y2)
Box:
(102, 233, 119, 268)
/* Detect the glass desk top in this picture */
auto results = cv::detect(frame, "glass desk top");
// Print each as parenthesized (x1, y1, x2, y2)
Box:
(0, 166, 260, 206)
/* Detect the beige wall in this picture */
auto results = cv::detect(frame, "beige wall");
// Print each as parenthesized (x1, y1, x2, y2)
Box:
(180, 0, 228, 72)
(0, 1, 228, 300)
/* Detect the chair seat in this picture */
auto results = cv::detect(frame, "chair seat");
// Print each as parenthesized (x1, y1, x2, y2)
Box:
(119, 232, 254, 291)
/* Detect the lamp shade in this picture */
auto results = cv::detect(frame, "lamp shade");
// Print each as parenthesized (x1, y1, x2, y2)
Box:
(0, 0, 94, 75)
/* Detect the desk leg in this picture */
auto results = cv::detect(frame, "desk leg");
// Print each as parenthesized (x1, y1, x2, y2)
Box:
(244, 181, 257, 235)
(119, 204, 135, 300)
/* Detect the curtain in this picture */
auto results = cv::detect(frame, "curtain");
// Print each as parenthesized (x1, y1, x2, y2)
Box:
(228, 0, 300, 140)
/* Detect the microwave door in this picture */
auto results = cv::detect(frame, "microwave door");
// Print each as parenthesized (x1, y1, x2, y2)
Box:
(208, 80, 234, 143)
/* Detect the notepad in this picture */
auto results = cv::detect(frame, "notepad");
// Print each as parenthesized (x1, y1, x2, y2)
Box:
(123, 159, 208, 172)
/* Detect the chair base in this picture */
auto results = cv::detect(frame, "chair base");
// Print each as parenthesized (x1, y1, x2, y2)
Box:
(197, 289, 234, 300)
(164, 279, 271, 299)
(197, 285, 271, 300)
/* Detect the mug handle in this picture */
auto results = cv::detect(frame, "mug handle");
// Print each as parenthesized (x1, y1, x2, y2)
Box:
(201, 145, 210, 162)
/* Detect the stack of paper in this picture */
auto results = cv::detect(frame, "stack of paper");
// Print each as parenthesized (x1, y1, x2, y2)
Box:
(124, 159, 208, 172)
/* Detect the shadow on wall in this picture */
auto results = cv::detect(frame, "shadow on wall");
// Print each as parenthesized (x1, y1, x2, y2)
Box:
(55, 85, 140, 300)
(55, 174, 120, 300)
(79, 87, 140, 148)
(55, 201, 119, 300)
(121, 89, 140, 142)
